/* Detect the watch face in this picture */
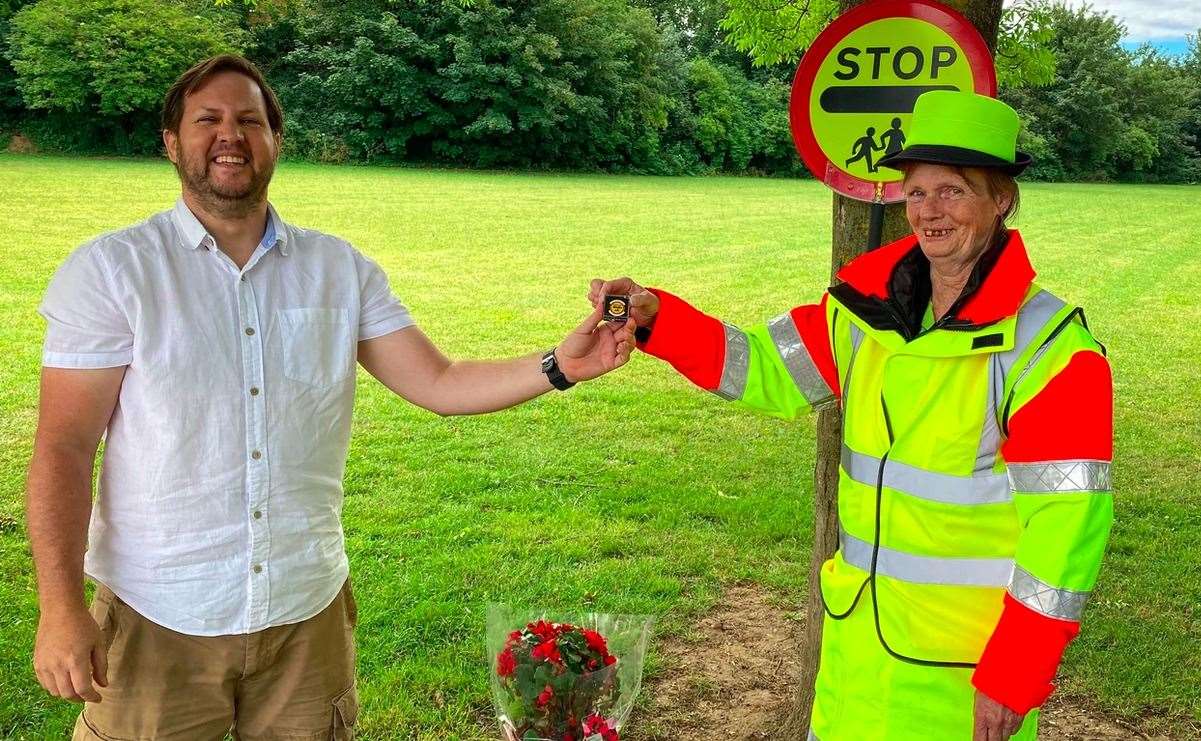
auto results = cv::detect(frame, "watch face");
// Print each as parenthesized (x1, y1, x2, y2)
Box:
(541, 353, 555, 372)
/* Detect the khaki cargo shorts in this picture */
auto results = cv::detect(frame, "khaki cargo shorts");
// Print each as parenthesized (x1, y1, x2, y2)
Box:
(73, 579, 359, 740)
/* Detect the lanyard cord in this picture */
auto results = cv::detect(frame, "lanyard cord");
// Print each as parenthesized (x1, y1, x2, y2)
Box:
(819, 383, 979, 669)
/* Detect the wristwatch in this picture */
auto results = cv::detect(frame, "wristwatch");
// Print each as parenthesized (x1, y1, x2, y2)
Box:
(540, 348, 576, 390)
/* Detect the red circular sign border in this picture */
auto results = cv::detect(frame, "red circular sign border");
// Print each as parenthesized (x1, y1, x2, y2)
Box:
(789, 0, 998, 203)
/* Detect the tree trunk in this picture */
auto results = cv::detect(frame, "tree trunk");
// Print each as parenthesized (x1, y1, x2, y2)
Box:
(779, 2, 1003, 736)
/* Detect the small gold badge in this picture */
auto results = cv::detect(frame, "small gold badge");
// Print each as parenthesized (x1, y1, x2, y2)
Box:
(604, 295, 630, 323)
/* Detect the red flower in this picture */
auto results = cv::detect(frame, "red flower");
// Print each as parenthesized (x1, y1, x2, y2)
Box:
(536, 684, 554, 707)
(496, 647, 516, 677)
(581, 629, 609, 655)
(531, 638, 563, 664)
(582, 715, 619, 741)
(604, 654, 617, 666)
(529, 620, 562, 642)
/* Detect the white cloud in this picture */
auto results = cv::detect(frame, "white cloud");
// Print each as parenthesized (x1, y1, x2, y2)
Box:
(1053, 1, 1200, 40)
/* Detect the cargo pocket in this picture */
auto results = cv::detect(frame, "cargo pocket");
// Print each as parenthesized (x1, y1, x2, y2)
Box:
(88, 584, 118, 652)
(342, 579, 358, 630)
(331, 684, 358, 740)
(818, 553, 869, 619)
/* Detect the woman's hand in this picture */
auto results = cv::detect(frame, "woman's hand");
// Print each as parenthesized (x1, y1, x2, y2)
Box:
(973, 690, 1025, 740)
(587, 277, 659, 328)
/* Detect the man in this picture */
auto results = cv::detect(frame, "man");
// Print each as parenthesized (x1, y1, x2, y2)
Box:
(27, 54, 633, 739)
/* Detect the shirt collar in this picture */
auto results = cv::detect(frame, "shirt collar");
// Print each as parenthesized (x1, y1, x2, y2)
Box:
(172, 198, 290, 255)
(831, 229, 1036, 337)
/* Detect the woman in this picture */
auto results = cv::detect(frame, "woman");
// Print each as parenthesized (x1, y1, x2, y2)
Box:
(593, 92, 1113, 740)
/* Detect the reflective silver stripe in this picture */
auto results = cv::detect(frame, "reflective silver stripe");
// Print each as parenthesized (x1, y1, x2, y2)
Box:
(994, 289, 1071, 396)
(840, 528, 1014, 587)
(1009, 565, 1090, 620)
(841, 445, 1012, 505)
(841, 323, 865, 402)
(979, 290, 1067, 474)
(996, 290, 1067, 380)
(808, 731, 820, 741)
(714, 323, 750, 401)
(1008, 460, 1112, 493)
(767, 313, 836, 408)
(975, 351, 1004, 472)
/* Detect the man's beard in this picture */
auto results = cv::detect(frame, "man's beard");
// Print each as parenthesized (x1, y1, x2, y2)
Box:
(174, 142, 275, 217)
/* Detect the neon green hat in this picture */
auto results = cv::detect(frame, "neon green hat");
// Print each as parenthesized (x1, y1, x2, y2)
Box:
(876, 91, 1031, 176)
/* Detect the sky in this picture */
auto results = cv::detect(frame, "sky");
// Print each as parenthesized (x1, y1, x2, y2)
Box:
(1054, 1, 1198, 56)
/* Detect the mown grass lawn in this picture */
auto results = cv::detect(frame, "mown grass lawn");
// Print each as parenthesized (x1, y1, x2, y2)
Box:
(0, 154, 1198, 738)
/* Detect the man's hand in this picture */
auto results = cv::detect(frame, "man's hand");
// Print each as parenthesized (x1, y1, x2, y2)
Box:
(973, 690, 1024, 741)
(556, 302, 635, 383)
(33, 605, 107, 703)
(588, 277, 659, 328)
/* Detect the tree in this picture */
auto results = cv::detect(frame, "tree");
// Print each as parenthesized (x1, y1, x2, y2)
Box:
(720, 0, 840, 67)
(7, 0, 238, 151)
(259, 0, 449, 162)
(0, 0, 37, 126)
(1118, 46, 1200, 182)
(1002, 5, 1200, 182)
(1183, 31, 1201, 181)
(666, 55, 800, 173)
(491, 0, 667, 170)
(720, 0, 1048, 90)
(264, 0, 669, 169)
(994, 0, 1054, 88)
(633, 0, 744, 63)
(686, 57, 754, 169)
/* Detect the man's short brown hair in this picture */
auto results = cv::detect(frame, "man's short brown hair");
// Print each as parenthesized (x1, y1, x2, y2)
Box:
(161, 55, 284, 136)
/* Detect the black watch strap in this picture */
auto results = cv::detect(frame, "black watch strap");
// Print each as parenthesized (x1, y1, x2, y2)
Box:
(541, 349, 575, 390)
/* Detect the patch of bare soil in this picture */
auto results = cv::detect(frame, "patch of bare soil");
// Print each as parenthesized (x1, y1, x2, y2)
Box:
(631, 583, 1179, 740)
(1039, 695, 1177, 740)
(630, 583, 802, 740)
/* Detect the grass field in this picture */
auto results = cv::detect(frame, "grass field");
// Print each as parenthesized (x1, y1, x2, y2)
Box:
(0, 154, 1198, 739)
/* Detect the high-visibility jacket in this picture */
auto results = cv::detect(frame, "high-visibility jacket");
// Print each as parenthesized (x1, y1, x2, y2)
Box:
(639, 230, 1113, 740)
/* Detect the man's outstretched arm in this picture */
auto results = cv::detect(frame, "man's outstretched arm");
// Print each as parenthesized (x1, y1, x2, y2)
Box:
(358, 303, 634, 416)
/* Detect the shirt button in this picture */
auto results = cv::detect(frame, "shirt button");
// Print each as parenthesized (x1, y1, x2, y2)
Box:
(251, 450, 262, 460)
(253, 564, 263, 574)
(253, 510, 262, 519)
(245, 327, 255, 336)
(250, 387, 260, 396)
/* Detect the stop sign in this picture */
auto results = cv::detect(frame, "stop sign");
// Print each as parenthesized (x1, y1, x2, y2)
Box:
(790, 0, 997, 203)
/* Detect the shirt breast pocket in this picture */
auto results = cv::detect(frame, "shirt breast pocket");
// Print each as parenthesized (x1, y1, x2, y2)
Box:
(277, 308, 354, 389)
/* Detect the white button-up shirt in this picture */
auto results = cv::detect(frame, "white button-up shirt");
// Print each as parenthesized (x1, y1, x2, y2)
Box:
(38, 199, 414, 635)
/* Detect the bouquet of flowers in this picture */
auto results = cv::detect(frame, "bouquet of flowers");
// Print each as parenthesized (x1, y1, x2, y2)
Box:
(487, 605, 654, 741)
